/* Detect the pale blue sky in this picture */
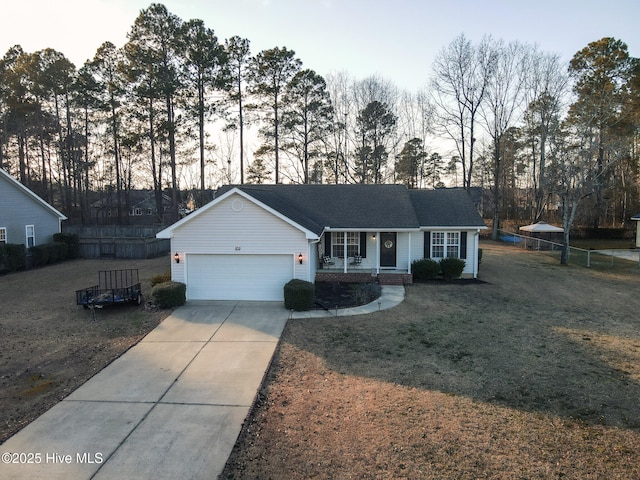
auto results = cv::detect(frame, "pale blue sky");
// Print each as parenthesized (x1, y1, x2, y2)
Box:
(2, 0, 639, 91)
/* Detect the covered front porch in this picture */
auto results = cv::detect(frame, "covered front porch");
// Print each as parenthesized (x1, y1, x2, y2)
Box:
(314, 229, 416, 285)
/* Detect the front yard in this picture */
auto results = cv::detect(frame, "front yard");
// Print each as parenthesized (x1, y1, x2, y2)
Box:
(0, 255, 170, 443)
(222, 241, 640, 479)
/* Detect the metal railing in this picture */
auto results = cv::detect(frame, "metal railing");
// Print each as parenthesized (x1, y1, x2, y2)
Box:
(497, 230, 640, 269)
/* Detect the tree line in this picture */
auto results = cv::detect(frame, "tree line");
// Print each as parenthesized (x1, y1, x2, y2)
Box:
(1, 3, 638, 249)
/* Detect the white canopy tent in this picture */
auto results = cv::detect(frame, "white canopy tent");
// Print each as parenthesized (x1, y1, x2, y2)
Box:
(631, 214, 640, 247)
(519, 221, 564, 233)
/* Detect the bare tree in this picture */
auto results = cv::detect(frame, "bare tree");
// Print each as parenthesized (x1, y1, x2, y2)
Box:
(325, 71, 352, 183)
(430, 33, 496, 191)
(480, 39, 527, 240)
(224, 36, 251, 184)
(521, 47, 570, 222)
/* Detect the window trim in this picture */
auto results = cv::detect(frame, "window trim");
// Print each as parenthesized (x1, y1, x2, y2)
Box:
(332, 232, 360, 258)
(0, 227, 6, 244)
(26, 225, 35, 248)
(430, 231, 460, 259)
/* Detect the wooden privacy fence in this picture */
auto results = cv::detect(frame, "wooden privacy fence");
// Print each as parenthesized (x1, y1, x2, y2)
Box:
(63, 225, 169, 259)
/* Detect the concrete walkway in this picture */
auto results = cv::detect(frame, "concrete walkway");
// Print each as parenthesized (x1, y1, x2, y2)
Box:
(1, 286, 404, 480)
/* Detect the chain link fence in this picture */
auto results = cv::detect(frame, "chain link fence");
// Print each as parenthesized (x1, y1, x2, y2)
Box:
(497, 230, 640, 270)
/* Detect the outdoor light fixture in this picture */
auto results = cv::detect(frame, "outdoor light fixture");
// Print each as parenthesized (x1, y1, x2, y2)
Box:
(174, 252, 180, 263)
(298, 253, 303, 264)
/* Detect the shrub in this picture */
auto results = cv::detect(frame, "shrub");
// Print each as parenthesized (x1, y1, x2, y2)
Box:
(439, 257, 466, 281)
(0, 243, 26, 273)
(150, 270, 172, 286)
(29, 245, 50, 267)
(412, 258, 441, 281)
(284, 279, 315, 311)
(49, 242, 68, 263)
(53, 232, 80, 258)
(152, 281, 186, 308)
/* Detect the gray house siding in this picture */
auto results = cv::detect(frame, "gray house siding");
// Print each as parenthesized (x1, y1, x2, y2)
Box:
(0, 171, 65, 246)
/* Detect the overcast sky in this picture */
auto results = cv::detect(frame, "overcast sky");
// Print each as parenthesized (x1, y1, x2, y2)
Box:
(2, 0, 639, 92)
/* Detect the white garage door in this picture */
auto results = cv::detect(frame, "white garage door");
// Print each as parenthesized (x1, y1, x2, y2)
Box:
(186, 254, 293, 301)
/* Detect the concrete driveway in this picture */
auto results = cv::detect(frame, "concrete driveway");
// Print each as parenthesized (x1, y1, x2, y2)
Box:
(1, 286, 404, 479)
(1, 301, 288, 480)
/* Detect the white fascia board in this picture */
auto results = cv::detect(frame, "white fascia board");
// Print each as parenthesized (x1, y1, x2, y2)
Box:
(323, 227, 420, 232)
(420, 225, 488, 231)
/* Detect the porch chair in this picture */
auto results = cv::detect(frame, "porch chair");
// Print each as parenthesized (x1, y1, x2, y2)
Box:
(322, 255, 335, 266)
(350, 254, 362, 268)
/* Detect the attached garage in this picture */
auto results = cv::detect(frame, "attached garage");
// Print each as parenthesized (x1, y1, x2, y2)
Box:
(186, 254, 294, 301)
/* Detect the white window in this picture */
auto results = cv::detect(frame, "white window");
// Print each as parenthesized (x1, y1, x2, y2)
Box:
(446, 232, 460, 258)
(332, 232, 360, 258)
(26, 225, 35, 248)
(0, 227, 6, 243)
(431, 231, 460, 259)
(432, 232, 445, 258)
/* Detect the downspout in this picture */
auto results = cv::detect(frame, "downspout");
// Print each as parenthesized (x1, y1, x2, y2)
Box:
(407, 232, 412, 274)
(474, 230, 480, 278)
(309, 236, 321, 282)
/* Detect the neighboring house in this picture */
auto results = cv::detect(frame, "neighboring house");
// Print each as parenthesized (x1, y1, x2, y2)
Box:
(89, 190, 173, 225)
(157, 184, 487, 301)
(0, 168, 67, 248)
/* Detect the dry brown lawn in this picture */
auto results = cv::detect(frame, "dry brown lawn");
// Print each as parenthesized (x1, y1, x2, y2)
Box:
(222, 241, 640, 479)
(0, 255, 171, 443)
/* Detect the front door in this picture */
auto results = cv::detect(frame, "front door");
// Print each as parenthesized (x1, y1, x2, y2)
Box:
(380, 232, 397, 268)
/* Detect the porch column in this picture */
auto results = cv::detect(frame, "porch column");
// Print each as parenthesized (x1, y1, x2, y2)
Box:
(343, 230, 348, 273)
(408, 232, 412, 274)
(375, 231, 380, 274)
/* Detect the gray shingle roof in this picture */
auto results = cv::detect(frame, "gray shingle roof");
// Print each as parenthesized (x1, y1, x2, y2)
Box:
(409, 188, 487, 227)
(217, 184, 485, 235)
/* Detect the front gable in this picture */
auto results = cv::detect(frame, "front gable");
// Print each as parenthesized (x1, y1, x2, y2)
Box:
(171, 192, 312, 253)
(157, 187, 318, 241)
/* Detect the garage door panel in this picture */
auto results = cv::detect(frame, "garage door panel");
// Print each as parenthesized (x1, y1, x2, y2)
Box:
(186, 254, 293, 301)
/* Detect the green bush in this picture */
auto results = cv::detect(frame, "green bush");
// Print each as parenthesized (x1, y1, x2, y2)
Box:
(284, 279, 315, 311)
(53, 232, 80, 258)
(412, 258, 441, 281)
(0, 243, 26, 273)
(49, 242, 68, 262)
(150, 270, 172, 286)
(439, 257, 466, 281)
(152, 281, 186, 308)
(29, 244, 50, 267)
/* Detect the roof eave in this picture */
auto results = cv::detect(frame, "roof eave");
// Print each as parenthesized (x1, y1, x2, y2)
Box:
(0, 168, 67, 220)
(156, 187, 321, 240)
